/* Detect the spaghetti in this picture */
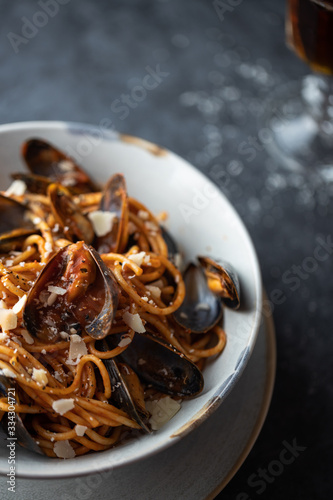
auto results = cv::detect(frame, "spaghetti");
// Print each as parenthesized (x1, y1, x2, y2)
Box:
(0, 165, 227, 459)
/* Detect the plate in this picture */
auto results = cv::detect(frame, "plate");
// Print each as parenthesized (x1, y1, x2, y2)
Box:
(0, 311, 275, 500)
(0, 121, 262, 478)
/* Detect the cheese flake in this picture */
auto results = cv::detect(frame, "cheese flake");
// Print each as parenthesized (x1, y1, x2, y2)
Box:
(128, 251, 146, 267)
(146, 285, 161, 299)
(52, 398, 75, 416)
(118, 335, 132, 348)
(122, 312, 145, 333)
(88, 210, 117, 237)
(146, 396, 181, 430)
(5, 180, 27, 197)
(0, 309, 17, 332)
(47, 286, 67, 295)
(74, 424, 87, 437)
(21, 329, 34, 345)
(0, 368, 17, 379)
(67, 334, 87, 365)
(32, 368, 48, 386)
(53, 440, 76, 459)
(12, 295, 27, 314)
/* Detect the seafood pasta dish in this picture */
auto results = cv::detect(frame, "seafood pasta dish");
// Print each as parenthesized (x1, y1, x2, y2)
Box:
(0, 139, 239, 459)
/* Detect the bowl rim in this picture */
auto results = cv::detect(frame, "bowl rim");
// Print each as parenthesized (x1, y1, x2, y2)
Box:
(0, 120, 263, 478)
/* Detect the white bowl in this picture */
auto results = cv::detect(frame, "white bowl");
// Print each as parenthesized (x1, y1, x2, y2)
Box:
(0, 121, 262, 478)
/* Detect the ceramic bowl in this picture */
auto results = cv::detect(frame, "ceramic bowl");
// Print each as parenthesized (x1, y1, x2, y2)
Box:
(0, 121, 262, 478)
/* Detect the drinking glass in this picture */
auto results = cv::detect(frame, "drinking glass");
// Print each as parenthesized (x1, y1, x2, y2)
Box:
(265, 0, 333, 173)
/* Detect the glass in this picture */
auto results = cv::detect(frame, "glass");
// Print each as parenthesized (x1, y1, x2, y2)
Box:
(264, 0, 333, 173)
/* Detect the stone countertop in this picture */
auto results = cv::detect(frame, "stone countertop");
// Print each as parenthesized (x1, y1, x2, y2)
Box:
(1, 0, 332, 499)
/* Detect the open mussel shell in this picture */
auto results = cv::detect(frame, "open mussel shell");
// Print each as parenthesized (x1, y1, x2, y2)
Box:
(97, 341, 150, 433)
(48, 183, 95, 244)
(96, 173, 129, 254)
(22, 138, 98, 194)
(198, 256, 240, 310)
(161, 227, 182, 269)
(0, 194, 35, 251)
(173, 263, 223, 334)
(11, 172, 51, 195)
(106, 332, 204, 398)
(23, 242, 119, 342)
(0, 374, 43, 455)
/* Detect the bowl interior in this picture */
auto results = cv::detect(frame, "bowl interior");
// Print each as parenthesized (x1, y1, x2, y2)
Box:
(0, 121, 262, 478)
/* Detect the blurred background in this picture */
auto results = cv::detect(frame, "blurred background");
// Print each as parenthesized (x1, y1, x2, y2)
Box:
(1, 0, 332, 498)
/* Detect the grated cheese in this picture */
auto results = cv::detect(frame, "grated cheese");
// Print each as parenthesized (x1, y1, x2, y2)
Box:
(123, 312, 145, 333)
(88, 210, 117, 237)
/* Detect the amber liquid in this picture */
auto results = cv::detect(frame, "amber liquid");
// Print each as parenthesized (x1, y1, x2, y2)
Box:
(287, 0, 333, 74)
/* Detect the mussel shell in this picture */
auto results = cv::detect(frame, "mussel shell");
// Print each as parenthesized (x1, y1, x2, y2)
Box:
(173, 263, 223, 333)
(198, 256, 240, 310)
(23, 242, 119, 342)
(22, 138, 98, 194)
(96, 173, 129, 254)
(161, 227, 182, 269)
(106, 332, 204, 398)
(48, 183, 94, 244)
(97, 343, 150, 433)
(0, 194, 35, 251)
(0, 374, 43, 455)
(11, 173, 51, 195)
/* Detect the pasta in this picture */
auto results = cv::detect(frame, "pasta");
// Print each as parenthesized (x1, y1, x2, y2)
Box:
(0, 140, 228, 459)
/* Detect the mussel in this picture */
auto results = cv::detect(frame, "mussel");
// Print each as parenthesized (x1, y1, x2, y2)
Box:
(198, 256, 240, 310)
(173, 263, 223, 333)
(0, 374, 43, 455)
(0, 194, 36, 252)
(98, 341, 150, 433)
(106, 331, 204, 398)
(22, 138, 98, 194)
(48, 183, 94, 244)
(23, 242, 119, 342)
(96, 174, 129, 254)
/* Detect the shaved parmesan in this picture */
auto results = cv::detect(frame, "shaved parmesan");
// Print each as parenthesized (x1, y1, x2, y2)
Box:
(146, 285, 161, 299)
(137, 210, 149, 220)
(123, 312, 145, 333)
(74, 424, 87, 437)
(32, 368, 48, 386)
(47, 292, 58, 306)
(60, 331, 70, 340)
(67, 334, 87, 365)
(53, 440, 76, 459)
(118, 335, 132, 348)
(12, 295, 27, 314)
(52, 398, 75, 416)
(5, 180, 27, 196)
(21, 329, 34, 345)
(88, 210, 117, 237)
(146, 396, 181, 430)
(195, 302, 211, 311)
(128, 251, 146, 267)
(0, 332, 8, 341)
(0, 309, 17, 331)
(48, 285, 67, 295)
(0, 368, 17, 379)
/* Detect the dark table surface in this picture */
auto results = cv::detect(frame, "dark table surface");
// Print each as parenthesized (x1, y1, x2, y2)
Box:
(1, 0, 332, 499)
